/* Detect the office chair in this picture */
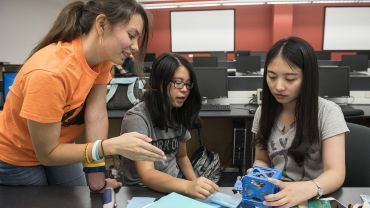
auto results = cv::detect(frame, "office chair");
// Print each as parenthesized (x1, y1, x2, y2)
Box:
(343, 122, 370, 187)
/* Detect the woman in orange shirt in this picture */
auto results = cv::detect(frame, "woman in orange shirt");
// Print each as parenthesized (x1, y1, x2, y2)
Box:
(0, 0, 165, 192)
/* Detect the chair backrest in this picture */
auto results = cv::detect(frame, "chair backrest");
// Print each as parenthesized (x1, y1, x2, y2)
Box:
(344, 122, 370, 187)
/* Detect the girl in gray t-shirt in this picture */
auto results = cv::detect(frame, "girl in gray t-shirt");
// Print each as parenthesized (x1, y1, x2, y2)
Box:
(251, 37, 348, 208)
(121, 53, 219, 199)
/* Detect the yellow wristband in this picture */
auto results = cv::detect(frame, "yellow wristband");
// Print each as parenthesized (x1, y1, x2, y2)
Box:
(83, 162, 106, 168)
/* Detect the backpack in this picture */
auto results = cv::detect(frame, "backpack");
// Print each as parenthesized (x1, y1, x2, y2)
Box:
(106, 77, 146, 110)
(191, 128, 223, 183)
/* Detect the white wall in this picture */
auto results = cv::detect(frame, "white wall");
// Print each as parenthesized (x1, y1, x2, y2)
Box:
(0, 0, 71, 64)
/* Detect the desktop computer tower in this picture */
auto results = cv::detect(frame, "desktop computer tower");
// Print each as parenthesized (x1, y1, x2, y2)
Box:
(233, 128, 247, 167)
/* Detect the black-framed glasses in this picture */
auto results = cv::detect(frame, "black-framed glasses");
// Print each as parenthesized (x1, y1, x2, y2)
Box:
(170, 80, 194, 90)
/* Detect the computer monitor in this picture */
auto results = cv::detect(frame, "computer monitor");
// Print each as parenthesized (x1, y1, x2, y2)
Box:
(250, 51, 267, 61)
(192, 57, 218, 67)
(341, 55, 368, 72)
(318, 60, 341, 67)
(357, 51, 370, 59)
(236, 56, 261, 74)
(2, 71, 17, 102)
(319, 66, 350, 98)
(235, 50, 250, 57)
(193, 67, 228, 99)
(144, 53, 156, 62)
(210, 52, 228, 62)
(315, 51, 331, 60)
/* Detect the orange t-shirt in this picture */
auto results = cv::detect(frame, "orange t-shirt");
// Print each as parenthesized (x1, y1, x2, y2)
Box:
(0, 38, 112, 166)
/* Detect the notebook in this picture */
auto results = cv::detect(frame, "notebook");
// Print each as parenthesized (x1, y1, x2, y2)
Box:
(147, 192, 214, 208)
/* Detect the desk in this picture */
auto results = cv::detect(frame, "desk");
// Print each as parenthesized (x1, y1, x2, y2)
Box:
(0, 186, 368, 208)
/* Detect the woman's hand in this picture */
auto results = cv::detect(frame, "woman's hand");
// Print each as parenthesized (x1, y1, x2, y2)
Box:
(184, 177, 220, 199)
(108, 132, 166, 161)
(263, 178, 317, 208)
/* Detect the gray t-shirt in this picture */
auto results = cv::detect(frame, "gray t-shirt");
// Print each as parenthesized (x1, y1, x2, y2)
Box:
(120, 102, 191, 186)
(252, 97, 349, 181)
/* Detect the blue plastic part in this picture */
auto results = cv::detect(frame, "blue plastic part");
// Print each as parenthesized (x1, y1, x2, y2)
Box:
(233, 166, 282, 208)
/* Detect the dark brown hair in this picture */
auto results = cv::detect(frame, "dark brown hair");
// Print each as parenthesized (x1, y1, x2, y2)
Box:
(27, 0, 150, 73)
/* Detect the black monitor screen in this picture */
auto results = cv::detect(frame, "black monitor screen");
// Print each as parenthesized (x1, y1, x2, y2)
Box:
(357, 51, 370, 59)
(342, 55, 368, 72)
(194, 67, 228, 99)
(210, 52, 228, 62)
(235, 50, 250, 57)
(192, 57, 218, 67)
(315, 51, 331, 60)
(318, 60, 341, 67)
(250, 51, 267, 61)
(319, 66, 350, 97)
(236, 56, 261, 73)
(144, 53, 156, 62)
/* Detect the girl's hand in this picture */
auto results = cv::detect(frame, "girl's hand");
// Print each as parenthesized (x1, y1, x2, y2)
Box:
(263, 178, 317, 208)
(184, 177, 220, 199)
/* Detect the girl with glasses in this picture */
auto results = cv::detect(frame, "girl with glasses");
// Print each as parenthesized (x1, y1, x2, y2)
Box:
(121, 53, 219, 199)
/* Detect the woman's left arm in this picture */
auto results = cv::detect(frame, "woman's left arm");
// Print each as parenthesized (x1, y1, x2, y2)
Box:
(264, 133, 345, 208)
(176, 141, 197, 181)
(85, 84, 108, 142)
(84, 84, 121, 190)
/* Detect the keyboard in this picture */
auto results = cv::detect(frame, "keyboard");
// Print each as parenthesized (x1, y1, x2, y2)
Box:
(350, 71, 368, 76)
(340, 105, 364, 117)
(201, 104, 231, 111)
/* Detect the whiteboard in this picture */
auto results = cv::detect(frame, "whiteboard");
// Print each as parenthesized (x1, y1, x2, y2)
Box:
(323, 7, 370, 51)
(0, 0, 69, 64)
(171, 10, 235, 52)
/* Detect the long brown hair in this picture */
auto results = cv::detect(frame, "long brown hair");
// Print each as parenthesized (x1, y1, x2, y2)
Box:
(27, 0, 150, 73)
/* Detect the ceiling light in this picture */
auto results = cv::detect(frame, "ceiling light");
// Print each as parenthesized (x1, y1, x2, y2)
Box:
(179, 3, 222, 7)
